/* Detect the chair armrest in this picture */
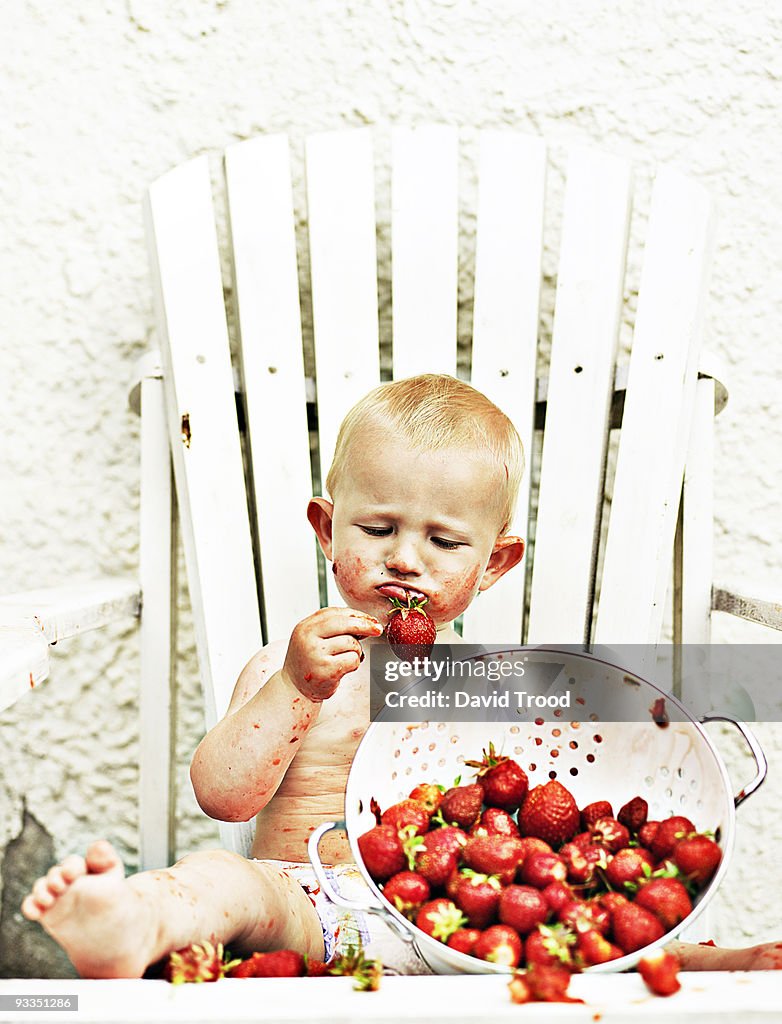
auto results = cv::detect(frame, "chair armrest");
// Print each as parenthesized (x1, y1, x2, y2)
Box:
(0, 577, 141, 713)
(712, 584, 782, 632)
(0, 577, 141, 643)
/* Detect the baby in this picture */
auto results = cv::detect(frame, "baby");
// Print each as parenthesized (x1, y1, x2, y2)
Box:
(21, 374, 526, 977)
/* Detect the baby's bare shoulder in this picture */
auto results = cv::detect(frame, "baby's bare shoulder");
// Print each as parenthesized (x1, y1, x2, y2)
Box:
(227, 637, 288, 713)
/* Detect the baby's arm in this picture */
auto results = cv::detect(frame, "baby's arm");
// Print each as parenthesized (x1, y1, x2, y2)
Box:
(190, 607, 382, 822)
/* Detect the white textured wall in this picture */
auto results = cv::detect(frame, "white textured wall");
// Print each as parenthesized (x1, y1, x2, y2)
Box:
(2, 1, 781, 948)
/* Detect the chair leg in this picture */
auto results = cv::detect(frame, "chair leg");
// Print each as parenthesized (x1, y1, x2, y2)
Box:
(139, 373, 176, 870)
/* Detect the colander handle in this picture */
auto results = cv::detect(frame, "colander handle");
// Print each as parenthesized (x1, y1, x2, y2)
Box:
(307, 820, 417, 945)
(701, 715, 768, 808)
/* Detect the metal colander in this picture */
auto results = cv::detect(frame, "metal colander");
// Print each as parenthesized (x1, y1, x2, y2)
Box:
(309, 647, 766, 975)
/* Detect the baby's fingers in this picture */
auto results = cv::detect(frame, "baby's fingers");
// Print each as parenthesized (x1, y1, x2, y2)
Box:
(317, 607, 384, 640)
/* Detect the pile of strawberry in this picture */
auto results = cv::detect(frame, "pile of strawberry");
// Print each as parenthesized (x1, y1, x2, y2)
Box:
(358, 743, 721, 975)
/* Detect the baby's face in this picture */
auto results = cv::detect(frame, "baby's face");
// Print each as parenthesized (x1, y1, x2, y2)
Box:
(326, 433, 507, 630)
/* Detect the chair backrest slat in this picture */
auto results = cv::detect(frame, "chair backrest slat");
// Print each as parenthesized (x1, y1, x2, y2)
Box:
(225, 135, 320, 643)
(595, 169, 715, 646)
(526, 148, 633, 644)
(461, 131, 547, 643)
(391, 125, 459, 378)
(145, 156, 262, 726)
(304, 129, 381, 608)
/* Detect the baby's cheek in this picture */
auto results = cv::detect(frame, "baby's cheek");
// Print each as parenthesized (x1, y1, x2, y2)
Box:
(331, 553, 370, 601)
(430, 565, 482, 621)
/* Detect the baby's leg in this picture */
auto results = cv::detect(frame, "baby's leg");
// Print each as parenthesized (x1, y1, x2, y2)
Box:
(21, 840, 323, 979)
(667, 939, 782, 971)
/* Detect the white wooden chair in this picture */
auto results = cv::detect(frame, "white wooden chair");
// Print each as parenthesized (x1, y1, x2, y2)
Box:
(2, 126, 781, 876)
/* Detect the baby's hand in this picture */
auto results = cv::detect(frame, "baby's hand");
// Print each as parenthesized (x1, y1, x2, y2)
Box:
(281, 607, 383, 702)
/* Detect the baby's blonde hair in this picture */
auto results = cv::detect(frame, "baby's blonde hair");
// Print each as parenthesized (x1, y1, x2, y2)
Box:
(325, 374, 525, 533)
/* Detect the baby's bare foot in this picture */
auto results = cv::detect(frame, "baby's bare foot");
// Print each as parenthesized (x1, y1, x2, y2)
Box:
(21, 840, 157, 978)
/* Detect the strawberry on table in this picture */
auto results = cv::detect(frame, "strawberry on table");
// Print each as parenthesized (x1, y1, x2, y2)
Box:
(637, 949, 682, 996)
(509, 963, 583, 1004)
(328, 944, 383, 991)
(228, 950, 306, 978)
(465, 743, 529, 812)
(166, 941, 240, 983)
(385, 595, 437, 660)
(518, 781, 580, 847)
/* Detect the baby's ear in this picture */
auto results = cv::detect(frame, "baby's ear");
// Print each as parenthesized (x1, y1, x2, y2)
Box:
(307, 498, 335, 559)
(479, 535, 525, 592)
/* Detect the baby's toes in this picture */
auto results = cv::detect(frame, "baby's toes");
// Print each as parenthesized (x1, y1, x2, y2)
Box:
(31, 876, 56, 910)
(21, 893, 43, 921)
(59, 854, 87, 885)
(45, 866, 68, 896)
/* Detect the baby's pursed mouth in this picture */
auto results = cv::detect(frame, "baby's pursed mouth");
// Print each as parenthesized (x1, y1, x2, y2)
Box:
(376, 583, 427, 603)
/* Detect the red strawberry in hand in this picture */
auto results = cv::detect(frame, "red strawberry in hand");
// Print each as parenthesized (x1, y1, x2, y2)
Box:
(385, 595, 437, 660)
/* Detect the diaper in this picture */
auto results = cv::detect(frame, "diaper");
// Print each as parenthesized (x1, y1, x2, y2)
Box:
(255, 859, 433, 975)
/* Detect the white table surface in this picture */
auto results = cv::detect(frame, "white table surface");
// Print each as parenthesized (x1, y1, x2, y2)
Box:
(1, 973, 780, 1024)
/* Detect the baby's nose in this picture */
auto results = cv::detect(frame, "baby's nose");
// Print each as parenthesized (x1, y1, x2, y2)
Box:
(385, 539, 422, 575)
